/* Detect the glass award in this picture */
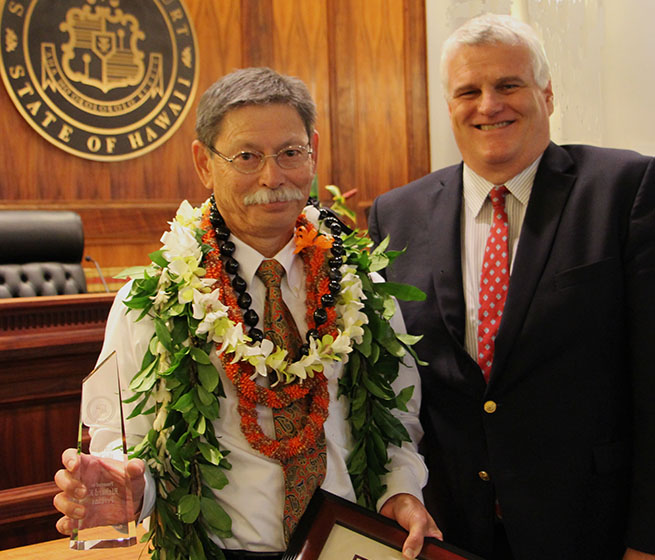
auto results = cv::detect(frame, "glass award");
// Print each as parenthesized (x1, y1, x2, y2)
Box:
(70, 351, 138, 550)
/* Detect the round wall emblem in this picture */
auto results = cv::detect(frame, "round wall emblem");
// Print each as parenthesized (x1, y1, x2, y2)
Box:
(0, 0, 198, 161)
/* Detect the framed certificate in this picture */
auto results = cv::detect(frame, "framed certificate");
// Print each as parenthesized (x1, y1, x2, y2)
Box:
(282, 490, 483, 560)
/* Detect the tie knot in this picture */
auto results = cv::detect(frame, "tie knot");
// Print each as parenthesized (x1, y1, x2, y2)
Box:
(256, 259, 285, 289)
(489, 185, 508, 208)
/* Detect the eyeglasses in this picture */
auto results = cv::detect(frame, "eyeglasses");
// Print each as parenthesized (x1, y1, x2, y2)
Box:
(206, 143, 313, 174)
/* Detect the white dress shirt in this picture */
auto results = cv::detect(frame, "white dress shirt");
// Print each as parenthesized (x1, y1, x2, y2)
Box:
(461, 157, 541, 360)
(86, 234, 427, 552)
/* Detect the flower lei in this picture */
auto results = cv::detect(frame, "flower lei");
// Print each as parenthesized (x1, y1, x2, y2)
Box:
(120, 195, 426, 560)
(199, 209, 340, 461)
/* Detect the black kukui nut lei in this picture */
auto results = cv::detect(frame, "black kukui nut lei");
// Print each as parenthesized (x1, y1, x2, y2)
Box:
(207, 194, 344, 352)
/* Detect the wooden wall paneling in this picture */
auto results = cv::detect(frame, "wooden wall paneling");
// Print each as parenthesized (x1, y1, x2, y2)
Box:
(0, 0, 429, 264)
(240, 0, 275, 67)
(326, 0, 358, 205)
(403, 0, 431, 183)
(269, 1, 332, 198)
(327, 0, 429, 226)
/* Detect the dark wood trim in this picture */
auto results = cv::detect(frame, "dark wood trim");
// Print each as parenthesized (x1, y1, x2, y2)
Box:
(0, 482, 59, 525)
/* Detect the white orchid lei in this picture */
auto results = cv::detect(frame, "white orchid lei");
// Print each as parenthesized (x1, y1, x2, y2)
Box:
(159, 199, 367, 384)
(119, 195, 426, 560)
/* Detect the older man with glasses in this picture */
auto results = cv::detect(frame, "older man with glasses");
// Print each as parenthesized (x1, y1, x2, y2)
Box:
(53, 67, 440, 560)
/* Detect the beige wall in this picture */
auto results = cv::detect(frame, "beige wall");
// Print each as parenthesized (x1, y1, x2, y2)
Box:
(425, 0, 655, 172)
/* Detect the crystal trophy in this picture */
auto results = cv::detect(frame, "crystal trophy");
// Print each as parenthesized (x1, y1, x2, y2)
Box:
(70, 351, 137, 550)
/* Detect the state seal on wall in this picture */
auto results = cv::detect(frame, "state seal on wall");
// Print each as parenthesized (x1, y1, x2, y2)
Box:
(0, 0, 198, 161)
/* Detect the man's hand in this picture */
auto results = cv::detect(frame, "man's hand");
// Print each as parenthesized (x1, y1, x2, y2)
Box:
(53, 448, 146, 535)
(624, 548, 655, 560)
(380, 493, 443, 559)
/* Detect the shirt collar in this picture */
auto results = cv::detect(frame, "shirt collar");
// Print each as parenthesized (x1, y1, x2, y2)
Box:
(230, 234, 303, 293)
(463, 155, 542, 217)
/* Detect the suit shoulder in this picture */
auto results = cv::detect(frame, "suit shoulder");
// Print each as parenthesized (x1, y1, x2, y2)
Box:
(374, 164, 461, 207)
(561, 144, 653, 167)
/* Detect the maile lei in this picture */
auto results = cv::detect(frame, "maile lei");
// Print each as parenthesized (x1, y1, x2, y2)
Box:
(120, 195, 425, 559)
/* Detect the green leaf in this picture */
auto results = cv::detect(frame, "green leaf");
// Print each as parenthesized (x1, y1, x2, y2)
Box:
(196, 385, 214, 407)
(405, 343, 428, 367)
(347, 442, 367, 475)
(372, 401, 410, 445)
(369, 341, 380, 364)
(129, 358, 158, 392)
(200, 497, 232, 537)
(154, 318, 173, 352)
(346, 351, 361, 387)
(126, 394, 152, 420)
(350, 400, 367, 432)
(177, 494, 200, 523)
(149, 250, 169, 268)
(362, 370, 395, 400)
(396, 332, 423, 346)
(189, 532, 207, 560)
(370, 428, 389, 465)
(171, 391, 195, 413)
(374, 282, 426, 302)
(198, 442, 222, 465)
(372, 234, 390, 255)
(393, 385, 414, 412)
(199, 463, 229, 490)
(197, 362, 219, 393)
(356, 327, 372, 358)
(370, 316, 406, 358)
(195, 415, 206, 435)
(115, 265, 149, 280)
(382, 295, 397, 321)
(122, 295, 154, 309)
(190, 347, 211, 364)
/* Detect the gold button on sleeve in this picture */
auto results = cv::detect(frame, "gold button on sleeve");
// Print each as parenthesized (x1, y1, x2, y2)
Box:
(484, 400, 497, 413)
(478, 471, 491, 482)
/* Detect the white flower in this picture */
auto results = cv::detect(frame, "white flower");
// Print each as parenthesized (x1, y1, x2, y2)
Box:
(339, 267, 366, 303)
(302, 204, 321, 228)
(153, 380, 171, 404)
(153, 405, 168, 432)
(161, 222, 202, 265)
(330, 332, 353, 355)
(174, 200, 203, 228)
(247, 341, 275, 377)
(217, 322, 246, 355)
(151, 289, 169, 308)
(158, 269, 172, 289)
(192, 288, 227, 320)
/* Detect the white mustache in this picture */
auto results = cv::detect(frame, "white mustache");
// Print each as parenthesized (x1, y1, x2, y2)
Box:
(243, 186, 305, 206)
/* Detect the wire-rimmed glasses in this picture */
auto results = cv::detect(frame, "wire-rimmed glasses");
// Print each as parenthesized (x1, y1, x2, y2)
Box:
(206, 144, 313, 174)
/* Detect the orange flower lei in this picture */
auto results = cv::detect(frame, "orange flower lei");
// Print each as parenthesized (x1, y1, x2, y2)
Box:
(200, 209, 337, 462)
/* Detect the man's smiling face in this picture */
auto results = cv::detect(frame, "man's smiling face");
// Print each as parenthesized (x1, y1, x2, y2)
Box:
(446, 41, 554, 184)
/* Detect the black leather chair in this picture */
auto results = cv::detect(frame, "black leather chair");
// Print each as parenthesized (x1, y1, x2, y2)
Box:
(0, 210, 87, 297)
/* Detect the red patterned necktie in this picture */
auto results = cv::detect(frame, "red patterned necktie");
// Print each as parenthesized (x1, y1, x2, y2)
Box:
(477, 186, 510, 382)
(255, 259, 326, 543)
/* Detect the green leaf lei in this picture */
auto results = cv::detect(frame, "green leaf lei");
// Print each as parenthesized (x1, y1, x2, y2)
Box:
(118, 195, 425, 559)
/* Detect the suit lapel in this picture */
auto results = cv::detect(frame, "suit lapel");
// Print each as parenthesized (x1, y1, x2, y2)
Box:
(490, 143, 576, 381)
(428, 165, 468, 349)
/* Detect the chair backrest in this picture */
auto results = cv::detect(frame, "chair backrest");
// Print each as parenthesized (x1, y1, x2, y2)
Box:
(0, 210, 87, 297)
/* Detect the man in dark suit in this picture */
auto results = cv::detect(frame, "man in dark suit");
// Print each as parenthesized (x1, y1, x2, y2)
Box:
(368, 13, 655, 560)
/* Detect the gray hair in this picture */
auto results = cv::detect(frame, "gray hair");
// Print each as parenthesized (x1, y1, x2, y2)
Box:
(440, 13, 551, 95)
(195, 67, 317, 146)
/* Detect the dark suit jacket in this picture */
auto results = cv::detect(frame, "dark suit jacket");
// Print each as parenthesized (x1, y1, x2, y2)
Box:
(368, 143, 655, 559)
